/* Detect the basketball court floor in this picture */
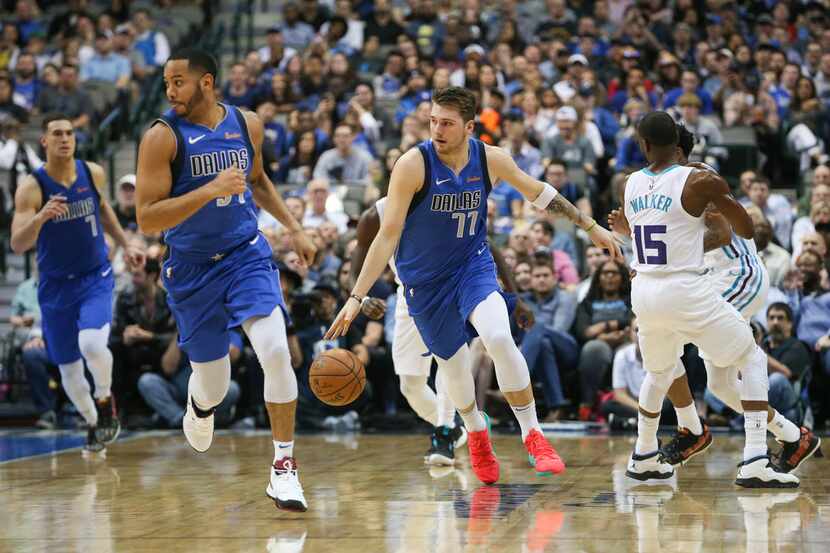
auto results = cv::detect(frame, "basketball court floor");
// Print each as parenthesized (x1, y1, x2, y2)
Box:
(1, 429, 827, 552)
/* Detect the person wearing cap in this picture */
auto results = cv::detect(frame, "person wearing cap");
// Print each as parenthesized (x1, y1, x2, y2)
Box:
(112, 23, 149, 82)
(676, 93, 726, 169)
(663, 69, 714, 115)
(553, 54, 588, 103)
(80, 31, 131, 89)
(541, 106, 596, 184)
(112, 174, 137, 230)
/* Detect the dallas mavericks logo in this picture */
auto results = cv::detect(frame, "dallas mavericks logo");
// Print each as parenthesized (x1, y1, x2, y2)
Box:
(53, 197, 95, 223)
(189, 148, 250, 177)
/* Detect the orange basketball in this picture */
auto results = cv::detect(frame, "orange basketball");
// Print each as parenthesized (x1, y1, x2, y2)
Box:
(309, 348, 366, 406)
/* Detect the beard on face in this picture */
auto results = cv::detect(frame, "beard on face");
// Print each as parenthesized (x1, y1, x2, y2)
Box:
(183, 84, 204, 117)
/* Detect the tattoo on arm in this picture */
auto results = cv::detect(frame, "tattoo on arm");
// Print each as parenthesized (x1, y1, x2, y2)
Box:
(548, 194, 589, 229)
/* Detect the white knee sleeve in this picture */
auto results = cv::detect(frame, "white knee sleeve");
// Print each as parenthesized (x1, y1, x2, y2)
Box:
(435, 344, 475, 411)
(705, 361, 743, 413)
(399, 375, 438, 426)
(59, 359, 97, 425)
(78, 324, 113, 399)
(469, 292, 531, 393)
(435, 370, 456, 428)
(190, 356, 231, 410)
(639, 370, 674, 414)
(244, 307, 297, 404)
(739, 346, 769, 402)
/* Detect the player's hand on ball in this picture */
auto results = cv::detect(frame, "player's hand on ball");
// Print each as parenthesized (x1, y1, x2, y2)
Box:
(588, 223, 624, 261)
(210, 165, 247, 198)
(325, 296, 361, 339)
(361, 298, 386, 320)
(514, 299, 534, 330)
(124, 245, 146, 272)
(37, 195, 68, 223)
(289, 228, 316, 267)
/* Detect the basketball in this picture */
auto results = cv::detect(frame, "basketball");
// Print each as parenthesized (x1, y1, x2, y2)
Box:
(309, 348, 366, 406)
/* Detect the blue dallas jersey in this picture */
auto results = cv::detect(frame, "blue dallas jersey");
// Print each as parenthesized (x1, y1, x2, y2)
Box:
(33, 159, 109, 279)
(395, 138, 492, 288)
(156, 103, 258, 260)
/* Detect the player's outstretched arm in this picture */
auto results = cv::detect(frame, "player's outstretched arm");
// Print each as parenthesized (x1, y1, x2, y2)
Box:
(684, 170, 753, 239)
(486, 145, 623, 261)
(243, 111, 316, 265)
(87, 162, 146, 270)
(135, 124, 246, 234)
(325, 148, 422, 339)
(10, 176, 66, 254)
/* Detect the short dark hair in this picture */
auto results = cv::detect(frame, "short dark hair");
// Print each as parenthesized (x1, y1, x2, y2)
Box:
(144, 257, 161, 277)
(432, 86, 477, 122)
(167, 48, 218, 82)
(637, 111, 679, 147)
(547, 158, 567, 170)
(532, 220, 555, 237)
(677, 124, 695, 158)
(42, 112, 72, 130)
(767, 302, 793, 322)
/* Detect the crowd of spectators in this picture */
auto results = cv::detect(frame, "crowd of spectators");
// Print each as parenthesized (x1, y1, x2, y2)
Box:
(4, 0, 830, 433)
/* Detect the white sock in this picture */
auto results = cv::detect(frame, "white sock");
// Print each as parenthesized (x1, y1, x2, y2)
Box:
(635, 413, 660, 455)
(675, 403, 702, 435)
(744, 411, 768, 460)
(511, 401, 542, 441)
(769, 410, 800, 442)
(274, 440, 294, 463)
(435, 372, 456, 428)
(458, 406, 487, 432)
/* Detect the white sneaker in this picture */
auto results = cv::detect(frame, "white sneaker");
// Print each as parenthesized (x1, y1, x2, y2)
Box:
(183, 395, 214, 453)
(735, 455, 799, 488)
(266, 457, 308, 512)
(625, 450, 675, 481)
(266, 531, 307, 553)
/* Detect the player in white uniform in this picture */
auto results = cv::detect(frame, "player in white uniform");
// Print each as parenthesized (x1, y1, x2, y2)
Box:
(351, 197, 533, 465)
(618, 112, 797, 488)
(657, 126, 820, 474)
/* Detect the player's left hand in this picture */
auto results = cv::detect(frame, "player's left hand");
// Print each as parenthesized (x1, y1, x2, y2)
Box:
(124, 245, 146, 272)
(513, 299, 535, 330)
(290, 229, 316, 267)
(588, 223, 624, 262)
(325, 297, 361, 340)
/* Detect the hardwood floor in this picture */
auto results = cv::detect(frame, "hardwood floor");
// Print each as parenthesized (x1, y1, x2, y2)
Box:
(0, 430, 826, 552)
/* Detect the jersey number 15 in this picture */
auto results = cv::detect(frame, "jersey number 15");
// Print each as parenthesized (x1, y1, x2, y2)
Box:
(633, 224, 667, 265)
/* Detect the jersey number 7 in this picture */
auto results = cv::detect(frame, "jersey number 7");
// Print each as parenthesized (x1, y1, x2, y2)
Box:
(633, 225, 667, 265)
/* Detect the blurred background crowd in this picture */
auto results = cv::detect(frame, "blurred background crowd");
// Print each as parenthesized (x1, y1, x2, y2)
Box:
(1, 0, 830, 435)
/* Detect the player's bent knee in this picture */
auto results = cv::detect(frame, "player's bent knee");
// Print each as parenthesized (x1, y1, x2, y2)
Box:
(399, 375, 427, 398)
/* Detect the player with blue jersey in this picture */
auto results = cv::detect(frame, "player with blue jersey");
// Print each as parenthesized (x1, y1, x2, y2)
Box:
(326, 87, 622, 485)
(11, 114, 145, 455)
(135, 49, 316, 512)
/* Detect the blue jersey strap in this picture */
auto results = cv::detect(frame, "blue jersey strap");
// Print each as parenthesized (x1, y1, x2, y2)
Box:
(409, 143, 431, 216)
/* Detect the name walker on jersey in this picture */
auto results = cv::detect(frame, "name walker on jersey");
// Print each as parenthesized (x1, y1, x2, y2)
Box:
(629, 193, 673, 214)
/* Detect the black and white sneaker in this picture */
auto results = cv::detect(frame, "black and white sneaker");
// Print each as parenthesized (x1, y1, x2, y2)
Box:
(426, 426, 456, 466)
(735, 455, 799, 488)
(625, 450, 675, 481)
(450, 424, 467, 449)
(95, 396, 121, 444)
(266, 457, 308, 512)
(82, 426, 106, 457)
(772, 427, 821, 473)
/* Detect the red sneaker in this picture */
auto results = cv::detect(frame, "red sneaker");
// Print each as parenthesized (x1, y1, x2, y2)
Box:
(467, 428, 500, 484)
(525, 429, 566, 475)
(578, 405, 593, 422)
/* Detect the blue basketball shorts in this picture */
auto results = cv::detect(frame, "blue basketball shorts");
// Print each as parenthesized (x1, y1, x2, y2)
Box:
(403, 248, 516, 360)
(162, 233, 288, 363)
(39, 264, 115, 365)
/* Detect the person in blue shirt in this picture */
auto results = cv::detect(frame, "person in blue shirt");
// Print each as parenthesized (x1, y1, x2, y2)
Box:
(135, 48, 317, 512)
(328, 86, 621, 484)
(662, 69, 715, 115)
(10, 113, 145, 454)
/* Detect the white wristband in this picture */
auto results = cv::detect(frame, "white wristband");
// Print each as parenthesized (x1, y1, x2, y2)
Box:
(531, 183, 558, 209)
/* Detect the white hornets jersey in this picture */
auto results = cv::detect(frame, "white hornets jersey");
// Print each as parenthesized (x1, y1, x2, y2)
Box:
(704, 232, 759, 272)
(624, 164, 705, 274)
